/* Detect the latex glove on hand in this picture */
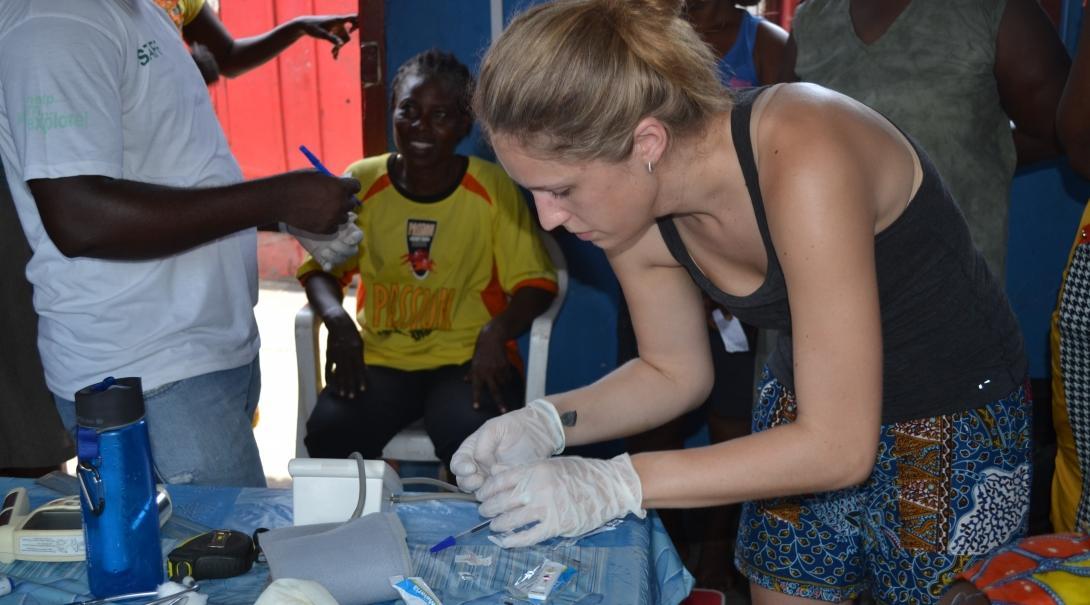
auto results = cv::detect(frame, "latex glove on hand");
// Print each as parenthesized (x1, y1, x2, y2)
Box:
(477, 454, 645, 548)
(450, 398, 565, 493)
(285, 212, 363, 271)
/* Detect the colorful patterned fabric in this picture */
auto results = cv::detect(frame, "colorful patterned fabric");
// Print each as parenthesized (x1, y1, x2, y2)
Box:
(153, 0, 205, 32)
(735, 368, 1032, 604)
(957, 533, 1090, 604)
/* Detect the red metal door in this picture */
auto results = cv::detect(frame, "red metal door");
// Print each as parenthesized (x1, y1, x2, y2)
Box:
(209, 0, 364, 179)
(358, 0, 386, 158)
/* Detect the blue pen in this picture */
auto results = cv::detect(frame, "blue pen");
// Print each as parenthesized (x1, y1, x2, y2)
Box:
(429, 519, 491, 553)
(298, 145, 334, 176)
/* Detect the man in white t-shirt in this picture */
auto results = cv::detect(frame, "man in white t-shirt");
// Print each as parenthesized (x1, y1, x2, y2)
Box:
(0, 0, 360, 486)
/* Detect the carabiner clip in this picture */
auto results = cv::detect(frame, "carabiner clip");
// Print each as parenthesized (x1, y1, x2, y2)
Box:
(78, 461, 105, 515)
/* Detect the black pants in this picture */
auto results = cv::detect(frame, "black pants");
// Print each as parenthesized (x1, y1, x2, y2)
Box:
(304, 362, 524, 466)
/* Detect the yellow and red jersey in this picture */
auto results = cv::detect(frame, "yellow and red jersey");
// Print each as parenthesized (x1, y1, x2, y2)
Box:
(298, 153, 556, 371)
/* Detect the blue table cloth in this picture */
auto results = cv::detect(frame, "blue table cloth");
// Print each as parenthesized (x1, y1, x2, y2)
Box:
(0, 477, 693, 605)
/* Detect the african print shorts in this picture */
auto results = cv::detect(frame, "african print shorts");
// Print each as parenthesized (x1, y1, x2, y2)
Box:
(734, 368, 1033, 604)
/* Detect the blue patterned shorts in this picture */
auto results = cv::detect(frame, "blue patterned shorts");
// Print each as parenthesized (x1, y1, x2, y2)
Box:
(734, 368, 1032, 604)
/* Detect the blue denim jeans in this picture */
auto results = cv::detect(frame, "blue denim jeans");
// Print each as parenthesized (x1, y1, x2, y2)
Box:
(54, 358, 266, 487)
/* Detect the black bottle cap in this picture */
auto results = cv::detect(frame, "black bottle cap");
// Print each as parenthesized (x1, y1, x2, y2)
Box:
(75, 377, 146, 430)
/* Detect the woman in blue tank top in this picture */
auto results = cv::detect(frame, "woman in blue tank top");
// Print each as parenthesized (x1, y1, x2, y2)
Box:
(684, 0, 787, 88)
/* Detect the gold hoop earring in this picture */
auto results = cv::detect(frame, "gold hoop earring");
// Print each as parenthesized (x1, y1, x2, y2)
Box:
(647, 161, 654, 174)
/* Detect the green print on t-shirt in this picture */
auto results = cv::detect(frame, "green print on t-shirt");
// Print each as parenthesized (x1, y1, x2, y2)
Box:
(136, 40, 162, 66)
(19, 95, 87, 133)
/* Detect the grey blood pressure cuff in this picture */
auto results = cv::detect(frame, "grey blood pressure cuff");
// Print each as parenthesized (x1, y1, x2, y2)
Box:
(259, 512, 412, 605)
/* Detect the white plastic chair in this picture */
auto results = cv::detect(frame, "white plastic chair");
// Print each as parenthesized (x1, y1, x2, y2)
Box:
(294, 230, 568, 460)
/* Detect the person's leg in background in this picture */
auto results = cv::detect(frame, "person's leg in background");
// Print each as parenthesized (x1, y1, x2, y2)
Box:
(422, 362, 525, 468)
(622, 293, 762, 593)
(143, 357, 265, 486)
(616, 297, 698, 564)
(695, 318, 757, 595)
(626, 414, 696, 563)
(305, 364, 428, 461)
(142, 357, 265, 486)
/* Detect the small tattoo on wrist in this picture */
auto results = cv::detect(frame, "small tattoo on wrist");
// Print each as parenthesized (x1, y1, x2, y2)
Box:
(560, 411, 577, 427)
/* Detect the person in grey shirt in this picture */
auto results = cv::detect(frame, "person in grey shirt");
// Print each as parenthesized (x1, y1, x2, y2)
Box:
(780, 0, 1070, 282)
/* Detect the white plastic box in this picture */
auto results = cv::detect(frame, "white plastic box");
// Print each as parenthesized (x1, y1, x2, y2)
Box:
(287, 458, 403, 526)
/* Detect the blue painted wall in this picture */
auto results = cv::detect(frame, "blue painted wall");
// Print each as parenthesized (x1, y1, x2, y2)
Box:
(1007, 0, 1090, 379)
(1007, 162, 1089, 378)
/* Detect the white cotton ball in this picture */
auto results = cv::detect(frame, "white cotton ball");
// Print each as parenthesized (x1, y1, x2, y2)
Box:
(157, 581, 189, 597)
(156, 578, 208, 605)
(255, 579, 339, 605)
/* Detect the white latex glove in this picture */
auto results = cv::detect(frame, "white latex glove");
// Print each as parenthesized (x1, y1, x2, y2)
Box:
(477, 454, 645, 548)
(450, 398, 565, 493)
(285, 211, 363, 271)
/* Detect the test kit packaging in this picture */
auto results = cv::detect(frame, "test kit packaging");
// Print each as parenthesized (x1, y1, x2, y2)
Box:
(287, 458, 402, 526)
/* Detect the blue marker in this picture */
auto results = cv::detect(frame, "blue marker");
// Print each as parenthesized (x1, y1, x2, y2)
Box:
(298, 145, 334, 176)
(429, 519, 491, 553)
(298, 145, 362, 214)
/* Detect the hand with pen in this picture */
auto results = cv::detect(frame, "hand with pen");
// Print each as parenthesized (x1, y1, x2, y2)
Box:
(281, 146, 365, 271)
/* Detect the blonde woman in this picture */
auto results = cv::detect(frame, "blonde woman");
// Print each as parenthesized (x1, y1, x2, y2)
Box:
(451, 1, 1031, 603)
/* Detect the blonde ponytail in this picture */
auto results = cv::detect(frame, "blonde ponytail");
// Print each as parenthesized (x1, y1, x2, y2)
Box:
(473, 0, 731, 162)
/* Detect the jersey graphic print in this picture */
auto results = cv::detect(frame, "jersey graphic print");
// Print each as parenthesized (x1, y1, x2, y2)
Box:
(402, 219, 438, 279)
(153, 0, 186, 30)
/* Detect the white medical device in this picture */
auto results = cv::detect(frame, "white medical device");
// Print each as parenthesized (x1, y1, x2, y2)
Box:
(0, 486, 173, 563)
(0, 489, 83, 563)
(288, 458, 403, 526)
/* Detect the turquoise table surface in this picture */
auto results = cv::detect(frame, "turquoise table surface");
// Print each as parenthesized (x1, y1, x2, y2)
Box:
(0, 477, 693, 605)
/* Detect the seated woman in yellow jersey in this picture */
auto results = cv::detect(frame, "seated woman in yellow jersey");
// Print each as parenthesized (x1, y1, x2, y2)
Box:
(296, 49, 558, 467)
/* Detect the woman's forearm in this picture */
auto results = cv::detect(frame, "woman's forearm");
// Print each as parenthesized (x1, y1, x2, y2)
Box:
(549, 354, 713, 447)
(634, 418, 876, 509)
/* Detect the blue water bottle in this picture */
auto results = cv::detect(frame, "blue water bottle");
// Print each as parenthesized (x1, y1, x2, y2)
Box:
(75, 377, 163, 597)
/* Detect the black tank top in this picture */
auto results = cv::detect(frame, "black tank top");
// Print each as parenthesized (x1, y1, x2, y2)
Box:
(657, 86, 1027, 422)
